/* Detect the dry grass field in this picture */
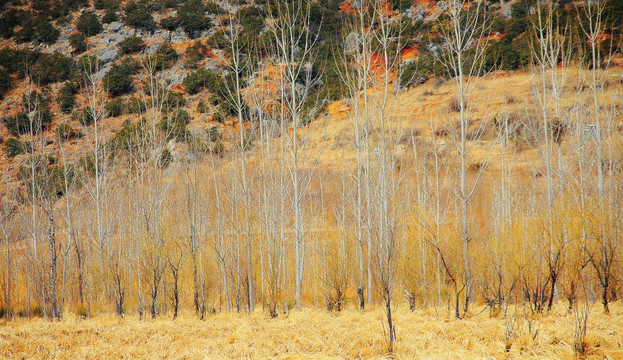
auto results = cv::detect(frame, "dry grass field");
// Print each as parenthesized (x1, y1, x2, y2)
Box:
(1, 303, 622, 359)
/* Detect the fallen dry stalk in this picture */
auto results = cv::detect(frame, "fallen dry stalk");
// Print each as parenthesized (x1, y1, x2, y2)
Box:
(1, 303, 622, 359)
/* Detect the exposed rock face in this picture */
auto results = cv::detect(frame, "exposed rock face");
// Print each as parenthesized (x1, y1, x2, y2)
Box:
(436, 1, 449, 12)
(403, 5, 426, 21)
(99, 48, 118, 64)
(426, 43, 440, 56)
(167, 72, 185, 88)
(99, 34, 121, 45)
(146, 44, 160, 55)
(171, 29, 186, 44)
(119, 28, 136, 37)
(108, 22, 123, 32)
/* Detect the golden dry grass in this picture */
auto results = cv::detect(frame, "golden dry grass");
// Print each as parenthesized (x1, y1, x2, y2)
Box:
(1, 303, 622, 359)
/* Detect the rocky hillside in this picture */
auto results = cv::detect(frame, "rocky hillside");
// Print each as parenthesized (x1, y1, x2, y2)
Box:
(0, 0, 622, 194)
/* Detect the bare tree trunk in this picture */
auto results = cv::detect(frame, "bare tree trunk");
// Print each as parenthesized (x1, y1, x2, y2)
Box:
(439, 0, 490, 316)
(46, 210, 59, 320)
(168, 256, 181, 320)
(267, 0, 321, 306)
(580, 0, 613, 314)
(75, 243, 85, 306)
(0, 177, 15, 320)
(224, 4, 255, 312)
(114, 269, 124, 317)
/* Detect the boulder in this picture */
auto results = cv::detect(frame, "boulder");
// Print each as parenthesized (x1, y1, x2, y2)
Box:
(426, 43, 439, 55)
(99, 34, 119, 45)
(167, 73, 185, 87)
(159, 31, 172, 42)
(403, 5, 426, 21)
(100, 48, 118, 64)
(119, 28, 135, 37)
(414, 6, 426, 20)
(109, 22, 123, 32)
(171, 29, 186, 43)
(146, 44, 159, 55)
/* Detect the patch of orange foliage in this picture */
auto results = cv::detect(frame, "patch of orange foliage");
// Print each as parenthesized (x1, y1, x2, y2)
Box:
(171, 84, 186, 94)
(370, 52, 386, 70)
(414, 0, 433, 6)
(170, 41, 195, 53)
(231, 120, 253, 130)
(478, 32, 504, 44)
(339, 1, 366, 13)
(171, 40, 213, 57)
(244, 64, 285, 113)
(588, 32, 613, 46)
(379, 1, 395, 17)
(327, 100, 350, 122)
(401, 46, 419, 61)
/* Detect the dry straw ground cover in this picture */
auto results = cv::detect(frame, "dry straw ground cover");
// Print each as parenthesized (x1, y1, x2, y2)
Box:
(0, 303, 622, 359)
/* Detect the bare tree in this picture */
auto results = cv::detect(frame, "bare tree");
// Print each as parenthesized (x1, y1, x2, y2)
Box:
(339, 3, 377, 307)
(183, 155, 207, 317)
(82, 58, 117, 314)
(23, 79, 44, 317)
(223, 1, 256, 313)
(134, 58, 174, 318)
(22, 84, 61, 320)
(439, 0, 491, 317)
(577, 0, 619, 314)
(529, 0, 574, 312)
(56, 124, 79, 315)
(0, 176, 17, 319)
(266, 0, 322, 306)
(247, 60, 284, 316)
(205, 128, 230, 313)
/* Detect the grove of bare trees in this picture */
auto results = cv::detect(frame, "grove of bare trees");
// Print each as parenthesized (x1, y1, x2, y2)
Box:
(0, 0, 621, 354)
